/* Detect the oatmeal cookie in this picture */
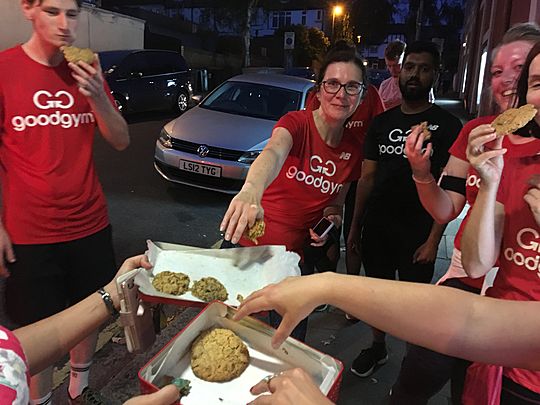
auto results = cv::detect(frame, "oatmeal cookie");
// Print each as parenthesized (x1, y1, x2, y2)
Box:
(191, 328, 249, 382)
(245, 219, 265, 245)
(61, 45, 95, 64)
(191, 277, 228, 302)
(413, 121, 431, 141)
(492, 104, 537, 137)
(152, 271, 190, 295)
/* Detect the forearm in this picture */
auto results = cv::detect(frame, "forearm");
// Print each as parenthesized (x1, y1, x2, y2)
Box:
(461, 184, 503, 277)
(242, 147, 285, 200)
(415, 182, 463, 224)
(90, 95, 130, 151)
(427, 221, 446, 245)
(322, 184, 349, 223)
(320, 273, 540, 370)
(14, 285, 116, 376)
(351, 177, 374, 225)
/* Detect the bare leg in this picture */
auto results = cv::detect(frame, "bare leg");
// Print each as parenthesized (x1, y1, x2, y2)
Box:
(68, 331, 99, 399)
(30, 367, 53, 403)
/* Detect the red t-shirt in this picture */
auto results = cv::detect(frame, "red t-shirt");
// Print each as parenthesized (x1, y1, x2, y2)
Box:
(0, 46, 111, 244)
(305, 85, 385, 169)
(491, 140, 540, 393)
(378, 76, 401, 110)
(0, 326, 30, 404)
(239, 109, 364, 254)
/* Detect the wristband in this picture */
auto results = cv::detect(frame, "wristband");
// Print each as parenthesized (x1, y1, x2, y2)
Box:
(412, 174, 435, 185)
(439, 174, 466, 195)
(97, 288, 118, 317)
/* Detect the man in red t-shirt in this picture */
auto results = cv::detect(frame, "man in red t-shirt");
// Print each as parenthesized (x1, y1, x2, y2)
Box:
(0, 0, 129, 403)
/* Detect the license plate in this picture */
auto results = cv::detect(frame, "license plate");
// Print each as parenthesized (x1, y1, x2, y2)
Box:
(179, 160, 221, 177)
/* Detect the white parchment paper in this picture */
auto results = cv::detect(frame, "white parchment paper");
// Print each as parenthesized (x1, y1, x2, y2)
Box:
(136, 241, 301, 306)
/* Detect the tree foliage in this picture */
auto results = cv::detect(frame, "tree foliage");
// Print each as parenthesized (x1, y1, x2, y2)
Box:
(276, 25, 330, 66)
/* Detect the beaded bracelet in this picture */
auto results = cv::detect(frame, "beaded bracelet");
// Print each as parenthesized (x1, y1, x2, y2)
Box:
(412, 174, 436, 185)
(97, 288, 118, 317)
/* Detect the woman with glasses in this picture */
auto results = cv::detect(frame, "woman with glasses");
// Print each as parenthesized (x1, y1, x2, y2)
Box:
(302, 43, 384, 310)
(220, 49, 367, 341)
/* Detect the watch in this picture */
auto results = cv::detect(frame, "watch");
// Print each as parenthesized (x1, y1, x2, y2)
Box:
(97, 288, 119, 317)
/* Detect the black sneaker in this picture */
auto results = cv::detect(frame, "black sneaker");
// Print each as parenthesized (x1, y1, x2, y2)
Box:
(68, 388, 110, 405)
(350, 344, 388, 377)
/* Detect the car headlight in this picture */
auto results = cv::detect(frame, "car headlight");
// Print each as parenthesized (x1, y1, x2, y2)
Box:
(158, 127, 172, 148)
(238, 150, 262, 164)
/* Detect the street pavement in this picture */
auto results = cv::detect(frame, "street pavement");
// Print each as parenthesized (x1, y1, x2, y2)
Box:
(2, 97, 471, 404)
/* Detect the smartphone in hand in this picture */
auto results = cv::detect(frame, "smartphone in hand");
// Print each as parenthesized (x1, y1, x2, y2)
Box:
(116, 269, 156, 354)
(312, 217, 335, 239)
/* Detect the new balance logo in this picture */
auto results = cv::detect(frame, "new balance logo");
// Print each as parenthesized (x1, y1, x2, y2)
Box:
(339, 152, 351, 160)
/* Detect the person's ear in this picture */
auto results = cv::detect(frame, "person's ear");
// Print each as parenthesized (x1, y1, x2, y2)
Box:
(21, 0, 37, 21)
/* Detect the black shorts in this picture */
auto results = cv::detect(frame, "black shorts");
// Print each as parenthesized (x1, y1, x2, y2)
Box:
(5, 225, 117, 326)
(361, 212, 435, 283)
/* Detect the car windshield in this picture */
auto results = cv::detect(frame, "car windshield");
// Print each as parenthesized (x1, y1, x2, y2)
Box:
(200, 81, 302, 121)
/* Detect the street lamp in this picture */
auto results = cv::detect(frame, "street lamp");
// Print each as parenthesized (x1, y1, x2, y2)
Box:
(332, 5, 343, 43)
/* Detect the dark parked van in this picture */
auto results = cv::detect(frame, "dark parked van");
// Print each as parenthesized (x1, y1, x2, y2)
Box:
(99, 49, 193, 114)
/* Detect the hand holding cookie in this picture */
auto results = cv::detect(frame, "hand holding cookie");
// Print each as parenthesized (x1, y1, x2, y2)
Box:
(405, 123, 433, 181)
(466, 124, 506, 187)
(221, 182, 264, 244)
(64, 47, 107, 101)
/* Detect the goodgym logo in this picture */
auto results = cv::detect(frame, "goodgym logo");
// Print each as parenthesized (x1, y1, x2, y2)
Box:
(33, 90, 74, 109)
(11, 90, 95, 132)
(309, 155, 336, 177)
(504, 227, 540, 278)
(285, 155, 343, 195)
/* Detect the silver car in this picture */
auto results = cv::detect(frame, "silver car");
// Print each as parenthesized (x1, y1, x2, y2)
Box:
(154, 73, 315, 194)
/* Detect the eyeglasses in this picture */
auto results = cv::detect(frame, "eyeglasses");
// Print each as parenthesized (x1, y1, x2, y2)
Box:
(321, 80, 365, 96)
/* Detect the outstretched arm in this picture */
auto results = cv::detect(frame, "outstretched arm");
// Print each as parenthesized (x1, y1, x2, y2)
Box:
(221, 127, 293, 243)
(14, 255, 151, 376)
(235, 273, 540, 371)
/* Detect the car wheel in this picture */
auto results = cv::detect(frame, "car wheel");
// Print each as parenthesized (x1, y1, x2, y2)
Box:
(176, 90, 189, 113)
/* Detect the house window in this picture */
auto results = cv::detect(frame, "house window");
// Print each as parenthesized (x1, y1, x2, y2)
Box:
(272, 11, 292, 28)
(301, 10, 306, 25)
(316, 10, 322, 20)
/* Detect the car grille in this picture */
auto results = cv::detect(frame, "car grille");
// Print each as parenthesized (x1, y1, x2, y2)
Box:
(155, 160, 244, 193)
(170, 139, 245, 161)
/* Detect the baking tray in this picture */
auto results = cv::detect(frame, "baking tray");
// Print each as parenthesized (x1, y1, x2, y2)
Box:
(138, 301, 343, 404)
